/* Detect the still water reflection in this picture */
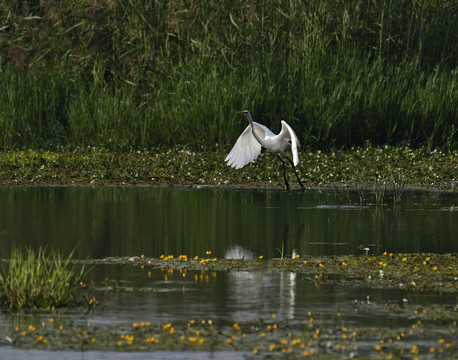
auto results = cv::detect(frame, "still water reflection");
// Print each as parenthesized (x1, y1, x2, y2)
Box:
(0, 187, 456, 359)
(1, 186, 457, 259)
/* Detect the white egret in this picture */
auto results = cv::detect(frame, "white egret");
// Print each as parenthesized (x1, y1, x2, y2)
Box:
(225, 110, 305, 192)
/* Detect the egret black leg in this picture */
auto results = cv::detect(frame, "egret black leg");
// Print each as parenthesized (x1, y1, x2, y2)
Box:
(285, 156, 306, 192)
(276, 156, 290, 192)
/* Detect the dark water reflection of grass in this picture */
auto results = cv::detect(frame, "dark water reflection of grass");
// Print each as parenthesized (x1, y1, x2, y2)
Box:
(0, 187, 457, 260)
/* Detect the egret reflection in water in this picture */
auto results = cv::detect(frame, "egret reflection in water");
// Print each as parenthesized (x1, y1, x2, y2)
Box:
(226, 270, 297, 321)
(224, 245, 255, 260)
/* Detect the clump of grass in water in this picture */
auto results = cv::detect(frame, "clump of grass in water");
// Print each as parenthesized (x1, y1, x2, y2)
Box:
(0, 248, 87, 311)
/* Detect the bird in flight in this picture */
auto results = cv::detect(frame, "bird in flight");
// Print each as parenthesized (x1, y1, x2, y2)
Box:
(225, 110, 305, 192)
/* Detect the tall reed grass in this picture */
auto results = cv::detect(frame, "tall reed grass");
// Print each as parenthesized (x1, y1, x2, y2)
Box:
(0, 247, 86, 311)
(0, 0, 456, 150)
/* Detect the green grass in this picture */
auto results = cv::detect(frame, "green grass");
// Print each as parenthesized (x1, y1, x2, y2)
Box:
(0, 0, 457, 150)
(0, 247, 87, 311)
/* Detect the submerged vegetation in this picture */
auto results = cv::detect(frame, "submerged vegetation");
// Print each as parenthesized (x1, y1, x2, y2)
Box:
(1, 0, 457, 150)
(0, 248, 87, 311)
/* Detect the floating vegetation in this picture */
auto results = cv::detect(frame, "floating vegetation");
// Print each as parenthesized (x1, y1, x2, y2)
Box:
(3, 251, 456, 357)
(0, 146, 456, 191)
(7, 312, 456, 358)
(0, 248, 88, 311)
(90, 252, 458, 293)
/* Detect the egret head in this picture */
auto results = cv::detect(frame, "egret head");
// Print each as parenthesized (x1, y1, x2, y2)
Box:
(237, 110, 253, 124)
(236, 110, 252, 122)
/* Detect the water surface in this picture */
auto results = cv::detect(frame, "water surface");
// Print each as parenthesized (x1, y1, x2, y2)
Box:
(0, 186, 457, 259)
(0, 187, 456, 359)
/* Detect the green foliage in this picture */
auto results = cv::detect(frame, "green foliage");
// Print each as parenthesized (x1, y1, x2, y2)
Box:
(0, 247, 87, 311)
(0, 0, 457, 150)
(0, 147, 456, 190)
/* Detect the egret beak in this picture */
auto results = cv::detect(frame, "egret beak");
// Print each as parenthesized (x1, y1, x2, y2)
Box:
(236, 111, 245, 115)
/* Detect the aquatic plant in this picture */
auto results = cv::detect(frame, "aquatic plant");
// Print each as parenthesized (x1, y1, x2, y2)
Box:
(0, 146, 455, 190)
(89, 252, 458, 293)
(6, 252, 457, 355)
(0, 247, 87, 311)
(10, 306, 457, 357)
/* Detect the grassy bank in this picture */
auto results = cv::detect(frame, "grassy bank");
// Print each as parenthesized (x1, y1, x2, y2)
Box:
(0, 146, 456, 191)
(1, 1, 457, 150)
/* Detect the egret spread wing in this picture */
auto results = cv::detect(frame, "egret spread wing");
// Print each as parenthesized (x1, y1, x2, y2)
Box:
(280, 121, 301, 166)
(225, 122, 271, 169)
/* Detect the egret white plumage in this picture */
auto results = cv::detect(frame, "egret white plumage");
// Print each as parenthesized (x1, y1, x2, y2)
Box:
(225, 110, 305, 192)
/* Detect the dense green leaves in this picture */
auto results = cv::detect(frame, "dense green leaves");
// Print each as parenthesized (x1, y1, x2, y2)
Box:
(0, 1, 456, 150)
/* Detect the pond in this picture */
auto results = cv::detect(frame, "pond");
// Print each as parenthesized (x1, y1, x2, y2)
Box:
(0, 187, 457, 359)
